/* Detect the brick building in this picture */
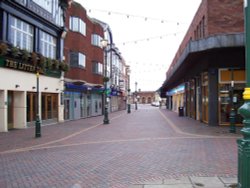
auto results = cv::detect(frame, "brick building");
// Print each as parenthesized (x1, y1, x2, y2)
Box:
(63, 1, 105, 120)
(161, 0, 245, 126)
(133, 91, 155, 104)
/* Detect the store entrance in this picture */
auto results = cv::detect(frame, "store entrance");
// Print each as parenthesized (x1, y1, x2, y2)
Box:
(27, 92, 37, 123)
(219, 84, 244, 125)
(42, 93, 58, 121)
(7, 91, 14, 129)
(202, 85, 208, 123)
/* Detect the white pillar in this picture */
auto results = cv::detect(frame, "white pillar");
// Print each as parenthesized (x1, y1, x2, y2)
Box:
(0, 90, 8, 132)
(14, 91, 26, 129)
(58, 92, 64, 122)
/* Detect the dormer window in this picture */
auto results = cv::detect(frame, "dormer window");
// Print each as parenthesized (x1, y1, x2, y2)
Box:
(32, 0, 52, 13)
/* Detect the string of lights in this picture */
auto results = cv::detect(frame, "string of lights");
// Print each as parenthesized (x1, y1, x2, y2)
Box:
(116, 32, 184, 46)
(87, 8, 188, 25)
(86, 8, 199, 46)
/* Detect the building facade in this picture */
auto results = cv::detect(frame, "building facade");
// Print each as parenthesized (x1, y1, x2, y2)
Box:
(94, 19, 127, 113)
(0, 0, 68, 132)
(63, 2, 104, 120)
(134, 91, 155, 104)
(161, 0, 245, 126)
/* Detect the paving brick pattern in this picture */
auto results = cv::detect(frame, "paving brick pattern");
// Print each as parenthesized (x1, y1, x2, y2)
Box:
(0, 105, 240, 188)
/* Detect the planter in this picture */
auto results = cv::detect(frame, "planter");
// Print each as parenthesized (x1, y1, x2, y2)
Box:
(59, 61, 69, 72)
(11, 46, 20, 58)
(0, 42, 8, 56)
(103, 77, 110, 82)
(21, 49, 29, 62)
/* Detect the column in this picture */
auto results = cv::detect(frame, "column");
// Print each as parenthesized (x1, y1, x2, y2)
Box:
(0, 90, 7, 132)
(14, 91, 26, 129)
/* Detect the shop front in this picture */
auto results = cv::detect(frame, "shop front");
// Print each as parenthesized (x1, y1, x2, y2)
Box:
(0, 65, 64, 132)
(64, 83, 103, 120)
(218, 69, 245, 125)
(166, 84, 185, 114)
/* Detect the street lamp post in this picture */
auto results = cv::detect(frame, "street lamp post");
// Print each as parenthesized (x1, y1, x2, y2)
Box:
(127, 68, 131, 113)
(237, 0, 250, 187)
(135, 82, 138, 110)
(101, 39, 110, 124)
(35, 71, 41, 137)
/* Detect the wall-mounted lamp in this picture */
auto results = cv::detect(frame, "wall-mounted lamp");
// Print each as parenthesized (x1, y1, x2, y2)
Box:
(32, 86, 36, 89)
(15, 84, 20, 88)
(44, 87, 48, 90)
(61, 27, 68, 39)
(56, 88, 59, 91)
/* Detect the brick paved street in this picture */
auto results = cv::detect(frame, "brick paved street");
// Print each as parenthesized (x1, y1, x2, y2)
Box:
(0, 105, 241, 188)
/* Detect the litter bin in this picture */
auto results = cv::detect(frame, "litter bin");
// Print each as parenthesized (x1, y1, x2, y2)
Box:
(178, 107, 184, 117)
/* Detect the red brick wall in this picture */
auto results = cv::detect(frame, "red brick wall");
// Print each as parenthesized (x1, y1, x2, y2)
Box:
(167, 0, 244, 77)
(136, 91, 155, 104)
(207, 0, 244, 35)
(64, 2, 104, 85)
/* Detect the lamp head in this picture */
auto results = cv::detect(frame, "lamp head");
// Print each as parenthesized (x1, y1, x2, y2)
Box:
(101, 39, 108, 48)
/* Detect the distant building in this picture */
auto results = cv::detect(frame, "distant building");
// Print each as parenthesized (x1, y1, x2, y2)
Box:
(134, 91, 154, 104)
(93, 19, 127, 112)
(161, 0, 244, 126)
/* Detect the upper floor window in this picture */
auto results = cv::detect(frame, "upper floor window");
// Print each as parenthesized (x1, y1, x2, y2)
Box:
(40, 31, 56, 59)
(32, 0, 52, 13)
(10, 16, 34, 52)
(70, 52, 86, 68)
(69, 17, 86, 36)
(92, 61, 103, 75)
(194, 16, 205, 40)
(91, 34, 102, 47)
(14, 0, 27, 6)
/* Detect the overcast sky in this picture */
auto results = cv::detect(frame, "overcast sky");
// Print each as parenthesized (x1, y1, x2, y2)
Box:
(74, 0, 202, 91)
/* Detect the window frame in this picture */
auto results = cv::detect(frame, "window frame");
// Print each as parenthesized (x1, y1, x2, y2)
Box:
(40, 30, 57, 59)
(70, 51, 86, 69)
(69, 16, 86, 36)
(9, 15, 34, 52)
(92, 61, 103, 75)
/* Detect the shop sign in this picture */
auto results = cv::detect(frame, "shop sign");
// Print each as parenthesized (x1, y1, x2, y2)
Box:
(166, 84, 185, 96)
(4, 59, 37, 72)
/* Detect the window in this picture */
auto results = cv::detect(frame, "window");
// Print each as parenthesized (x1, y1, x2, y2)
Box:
(92, 61, 103, 75)
(10, 16, 34, 52)
(32, 0, 52, 13)
(194, 16, 205, 40)
(70, 52, 86, 68)
(40, 31, 56, 59)
(69, 17, 86, 36)
(91, 34, 102, 47)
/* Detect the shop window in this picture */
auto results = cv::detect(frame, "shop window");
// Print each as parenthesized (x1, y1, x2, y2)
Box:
(202, 72, 209, 123)
(42, 93, 58, 120)
(219, 83, 244, 125)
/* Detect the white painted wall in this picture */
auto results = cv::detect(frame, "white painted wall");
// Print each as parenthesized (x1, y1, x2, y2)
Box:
(0, 68, 64, 132)
(0, 68, 63, 93)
